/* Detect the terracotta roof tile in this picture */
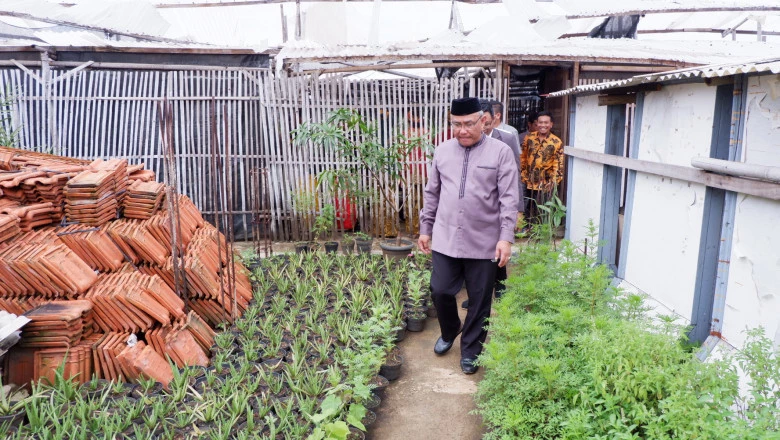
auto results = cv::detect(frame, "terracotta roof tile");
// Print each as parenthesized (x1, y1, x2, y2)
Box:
(165, 326, 208, 368)
(0, 149, 253, 389)
(123, 180, 165, 220)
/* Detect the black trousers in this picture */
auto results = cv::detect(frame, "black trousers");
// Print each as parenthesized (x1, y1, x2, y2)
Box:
(430, 251, 498, 359)
(495, 265, 507, 298)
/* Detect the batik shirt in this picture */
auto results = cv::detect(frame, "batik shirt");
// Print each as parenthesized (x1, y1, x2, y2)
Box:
(520, 131, 563, 191)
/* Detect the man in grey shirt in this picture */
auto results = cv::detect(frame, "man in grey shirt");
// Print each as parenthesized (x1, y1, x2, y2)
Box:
(418, 97, 519, 374)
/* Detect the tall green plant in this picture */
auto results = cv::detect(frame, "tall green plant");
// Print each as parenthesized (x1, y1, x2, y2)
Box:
(293, 108, 433, 244)
(312, 204, 336, 242)
(0, 87, 21, 148)
(476, 234, 772, 440)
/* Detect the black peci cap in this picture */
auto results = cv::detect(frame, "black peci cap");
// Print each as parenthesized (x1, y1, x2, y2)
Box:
(450, 97, 481, 116)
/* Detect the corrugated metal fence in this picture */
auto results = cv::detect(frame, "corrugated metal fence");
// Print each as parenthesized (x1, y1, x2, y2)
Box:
(0, 65, 496, 240)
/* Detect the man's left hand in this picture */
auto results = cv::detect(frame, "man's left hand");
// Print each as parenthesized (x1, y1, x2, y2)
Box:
(495, 240, 512, 268)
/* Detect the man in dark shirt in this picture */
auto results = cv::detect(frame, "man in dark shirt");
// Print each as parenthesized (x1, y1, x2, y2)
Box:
(418, 97, 519, 374)
(518, 111, 538, 150)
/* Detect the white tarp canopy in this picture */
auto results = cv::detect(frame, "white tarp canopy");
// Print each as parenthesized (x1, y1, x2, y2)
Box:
(0, 0, 779, 49)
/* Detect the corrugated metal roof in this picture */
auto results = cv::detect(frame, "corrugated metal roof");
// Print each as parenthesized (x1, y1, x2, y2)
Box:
(277, 37, 780, 67)
(549, 57, 780, 96)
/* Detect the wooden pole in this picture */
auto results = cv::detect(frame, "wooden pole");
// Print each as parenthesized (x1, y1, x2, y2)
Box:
(691, 157, 780, 183)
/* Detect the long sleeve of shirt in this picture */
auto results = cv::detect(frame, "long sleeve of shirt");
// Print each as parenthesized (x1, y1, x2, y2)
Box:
(419, 136, 519, 260)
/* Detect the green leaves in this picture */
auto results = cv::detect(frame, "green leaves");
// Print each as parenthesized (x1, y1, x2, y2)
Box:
(292, 108, 434, 242)
(476, 235, 765, 439)
(308, 420, 351, 440)
(347, 403, 367, 431)
(311, 394, 343, 424)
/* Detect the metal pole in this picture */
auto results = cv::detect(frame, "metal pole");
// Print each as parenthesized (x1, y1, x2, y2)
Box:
(224, 103, 238, 321)
(210, 98, 227, 322)
(263, 167, 273, 256)
(160, 99, 182, 301)
(39, 50, 58, 155)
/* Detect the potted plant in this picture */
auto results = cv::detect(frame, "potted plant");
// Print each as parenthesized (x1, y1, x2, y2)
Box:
(406, 269, 427, 332)
(292, 190, 318, 252)
(293, 108, 433, 259)
(312, 204, 338, 253)
(352, 231, 373, 255)
(238, 249, 260, 272)
(340, 233, 355, 255)
(0, 379, 41, 429)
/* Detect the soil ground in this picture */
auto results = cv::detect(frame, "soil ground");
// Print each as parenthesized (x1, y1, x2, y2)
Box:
(369, 288, 486, 440)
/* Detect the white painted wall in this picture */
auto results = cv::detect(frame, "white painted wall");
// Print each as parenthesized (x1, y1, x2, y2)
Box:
(568, 95, 607, 244)
(569, 79, 780, 351)
(742, 75, 780, 166)
(723, 196, 780, 348)
(637, 83, 718, 167)
(722, 76, 780, 348)
(622, 83, 716, 317)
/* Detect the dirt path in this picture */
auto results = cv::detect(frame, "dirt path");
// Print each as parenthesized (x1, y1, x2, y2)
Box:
(370, 288, 486, 440)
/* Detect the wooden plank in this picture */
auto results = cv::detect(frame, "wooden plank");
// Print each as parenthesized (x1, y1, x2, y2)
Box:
(565, 146, 780, 201)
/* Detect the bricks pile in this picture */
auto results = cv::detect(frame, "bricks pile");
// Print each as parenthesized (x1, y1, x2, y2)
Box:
(0, 147, 249, 388)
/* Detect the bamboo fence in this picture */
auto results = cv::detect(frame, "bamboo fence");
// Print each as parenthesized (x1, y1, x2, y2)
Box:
(0, 65, 496, 241)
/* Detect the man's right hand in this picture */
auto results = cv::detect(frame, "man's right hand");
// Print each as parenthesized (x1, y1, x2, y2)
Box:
(417, 234, 431, 254)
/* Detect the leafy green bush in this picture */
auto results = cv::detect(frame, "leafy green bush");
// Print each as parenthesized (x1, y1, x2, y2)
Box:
(477, 227, 780, 439)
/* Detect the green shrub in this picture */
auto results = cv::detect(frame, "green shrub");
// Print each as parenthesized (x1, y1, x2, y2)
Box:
(477, 229, 779, 439)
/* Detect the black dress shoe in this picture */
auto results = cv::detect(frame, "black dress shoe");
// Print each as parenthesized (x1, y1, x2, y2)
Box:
(461, 357, 479, 374)
(461, 299, 469, 309)
(434, 337, 454, 355)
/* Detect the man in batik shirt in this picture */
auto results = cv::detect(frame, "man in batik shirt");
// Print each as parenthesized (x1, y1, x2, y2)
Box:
(520, 111, 563, 224)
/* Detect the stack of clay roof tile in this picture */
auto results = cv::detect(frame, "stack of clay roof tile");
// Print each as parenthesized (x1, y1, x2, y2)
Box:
(92, 332, 136, 383)
(0, 148, 250, 389)
(84, 272, 185, 333)
(0, 213, 20, 243)
(181, 224, 252, 325)
(0, 169, 45, 202)
(21, 164, 86, 206)
(0, 165, 87, 206)
(0, 296, 48, 315)
(134, 222, 252, 327)
(0, 146, 88, 171)
(64, 159, 128, 226)
(127, 163, 155, 184)
(0, 229, 98, 298)
(115, 340, 173, 387)
(104, 195, 204, 266)
(0, 202, 62, 232)
(17, 300, 96, 384)
(56, 225, 125, 272)
(19, 300, 95, 348)
(145, 312, 213, 369)
(123, 181, 165, 219)
(105, 219, 172, 266)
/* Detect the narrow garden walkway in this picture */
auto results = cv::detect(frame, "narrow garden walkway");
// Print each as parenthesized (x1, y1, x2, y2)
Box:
(370, 288, 486, 440)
